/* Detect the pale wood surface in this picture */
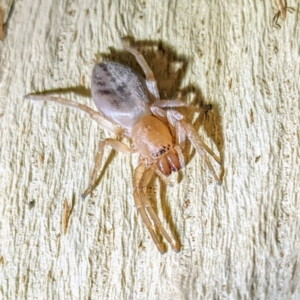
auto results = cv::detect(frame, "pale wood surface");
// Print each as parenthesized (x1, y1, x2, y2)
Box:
(0, 0, 300, 299)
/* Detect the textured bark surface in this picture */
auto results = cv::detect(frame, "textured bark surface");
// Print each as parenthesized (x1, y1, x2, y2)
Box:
(0, 0, 299, 299)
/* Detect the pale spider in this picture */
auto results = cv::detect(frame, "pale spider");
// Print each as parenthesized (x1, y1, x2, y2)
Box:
(25, 38, 222, 253)
(272, 0, 294, 29)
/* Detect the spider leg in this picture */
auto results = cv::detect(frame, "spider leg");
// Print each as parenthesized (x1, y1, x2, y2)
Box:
(133, 164, 179, 253)
(166, 108, 188, 148)
(140, 191, 179, 253)
(174, 145, 185, 168)
(151, 99, 211, 113)
(272, 3, 294, 29)
(151, 99, 211, 137)
(121, 38, 160, 100)
(25, 94, 124, 135)
(153, 166, 174, 187)
(272, 11, 282, 28)
(133, 189, 165, 253)
(133, 164, 165, 253)
(158, 100, 209, 149)
(151, 99, 212, 148)
(286, 7, 295, 14)
(167, 110, 222, 185)
(82, 138, 131, 199)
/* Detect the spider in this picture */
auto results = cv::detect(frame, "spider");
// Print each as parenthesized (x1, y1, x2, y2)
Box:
(272, 0, 294, 29)
(25, 38, 222, 253)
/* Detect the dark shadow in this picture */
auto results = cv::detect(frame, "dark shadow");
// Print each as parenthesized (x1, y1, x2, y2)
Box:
(29, 86, 91, 99)
(202, 103, 225, 182)
(101, 36, 189, 100)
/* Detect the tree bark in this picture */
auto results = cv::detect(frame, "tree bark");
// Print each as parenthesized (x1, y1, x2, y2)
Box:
(0, 0, 299, 299)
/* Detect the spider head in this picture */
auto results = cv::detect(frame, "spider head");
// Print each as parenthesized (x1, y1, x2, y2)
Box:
(132, 115, 184, 176)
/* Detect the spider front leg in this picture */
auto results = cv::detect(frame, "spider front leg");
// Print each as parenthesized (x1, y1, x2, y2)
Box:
(82, 138, 132, 199)
(24, 94, 124, 135)
(133, 164, 179, 253)
(167, 110, 222, 185)
(121, 38, 160, 100)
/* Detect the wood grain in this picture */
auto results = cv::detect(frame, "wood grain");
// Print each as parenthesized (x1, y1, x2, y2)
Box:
(0, 0, 299, 299)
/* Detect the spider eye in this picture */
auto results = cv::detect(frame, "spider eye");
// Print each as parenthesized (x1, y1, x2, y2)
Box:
(159, 149, 166, 155)
(152, 147, 168, 158)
